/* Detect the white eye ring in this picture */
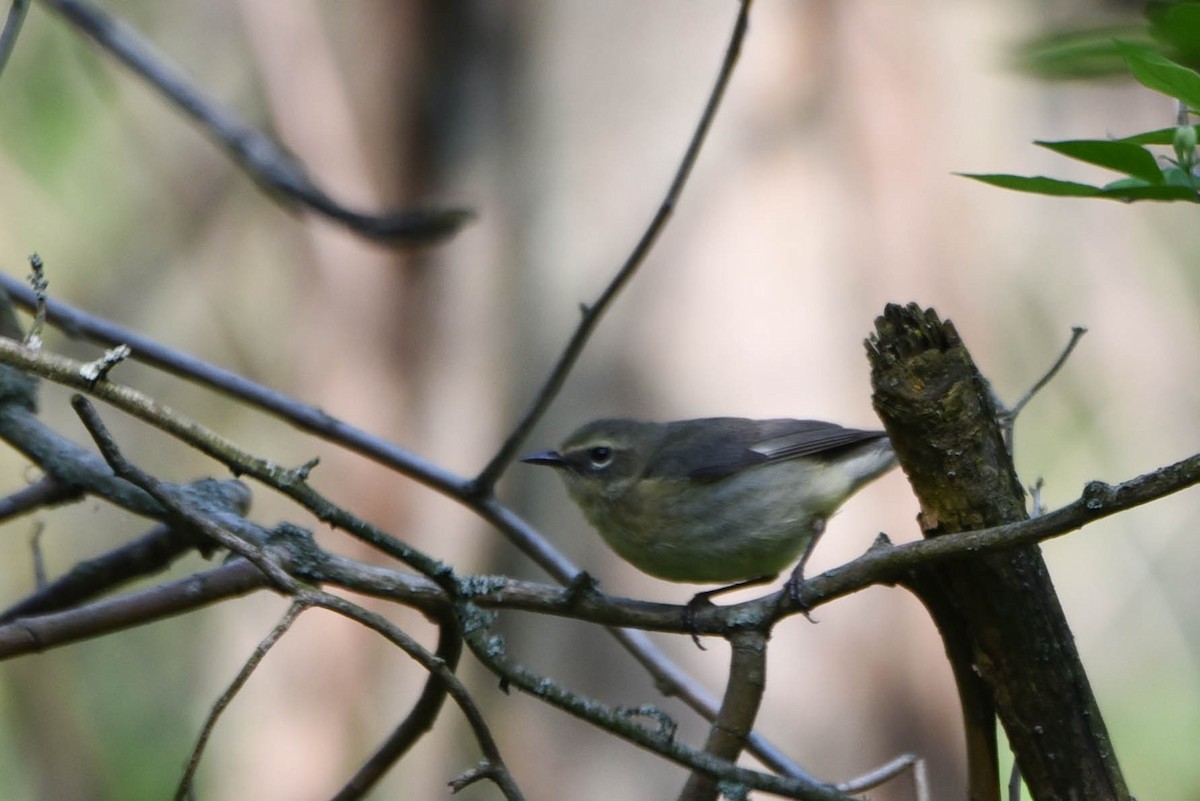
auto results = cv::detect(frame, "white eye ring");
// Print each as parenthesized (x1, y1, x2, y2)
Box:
(587, 446, 614, 468)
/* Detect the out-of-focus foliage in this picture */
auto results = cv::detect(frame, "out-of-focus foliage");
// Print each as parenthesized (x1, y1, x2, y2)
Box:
(1016, 0, 1200, 79)
(967, 12, 1200, 203)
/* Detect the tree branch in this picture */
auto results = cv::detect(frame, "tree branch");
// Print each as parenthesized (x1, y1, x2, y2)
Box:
(329, 609, 463, 801)
(0, 558, 268, 657)
(175, 601, 305, 801)
(0, 474, 82, 523)
(38, 0, 471, 245)
(1, 521, 211, 623)
(4, 297, 1193, 795)
(0, 320, 815, 780)
(4, 443, 1193, 662)
(455, 604, 849, 801)
(471, 0, 755, 495)
(867, 302, 1132, 801)
(677, 630, 769, 801)
(0, 0, 30, 79)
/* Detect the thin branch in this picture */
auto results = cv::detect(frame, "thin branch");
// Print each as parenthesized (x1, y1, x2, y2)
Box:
(999, 326, 1087, 452)
(5, 447, 1194, 662)
(70, 395, 296, 591)
(175, 602, 305, 801)
(62, 403, 510, 796)
(4, 326, 1190, 781)
(677, 629, 769, 801)
(0, 558, 268, 659)
(307, 593, 525, 801)
(329, 611, 463, 801)
(1010, 326, 1086, 417)
(319, 451, 1200, 636)
(455, 605, 849, 801)
(0, 275, 469, 498)
(0, 335, 255, 531)
(0, 0, 30, 79)
(0, 275, 811, 777)
(0, 474, 83, 522)
(24, 253, 46, 349)
(471, 0, 755, 495)
(1, 521, 212, 623)
(837, 754, 928, 798)
(38, 0, 472, 244)
(29, 521, 46, 586)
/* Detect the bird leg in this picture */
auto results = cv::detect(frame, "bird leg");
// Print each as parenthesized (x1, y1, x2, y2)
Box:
(783, 519, 826, 620)
(684, 574, 776, 650)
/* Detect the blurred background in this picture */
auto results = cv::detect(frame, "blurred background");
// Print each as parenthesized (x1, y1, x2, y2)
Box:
(0, 1, 1197, 799)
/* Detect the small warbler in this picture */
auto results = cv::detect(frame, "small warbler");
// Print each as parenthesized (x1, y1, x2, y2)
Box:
(522, 417, 896, 588)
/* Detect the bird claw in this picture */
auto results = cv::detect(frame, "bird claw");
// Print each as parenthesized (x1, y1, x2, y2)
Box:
(564, 571, 600, 607)
(784, 573, 818, 624)
(683, 593, 714, 650)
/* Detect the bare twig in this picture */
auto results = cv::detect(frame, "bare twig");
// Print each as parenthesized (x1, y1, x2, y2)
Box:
(66, 402, 511, 796)
(0, 519, 237, 623)
(29, 521, 46, 587)
(837, 753, 928, 799)
(3, 332, 1197, 787)
(455, 605, 848, 801)
(175, 602, 305, 801)
(999, 326, 1087, 452)
(38, 0, 472, 244)
(0, 558, 268, 659)
(0, 322, 780, 776)
(0, 336, 304, 496)
(70, 395, 294, 590)
(0, 0, 30, 79)
(78, 343, 130, 386)
(0, 360, 255, 536)
(472, 0, 756, 495)
(677, 630, 769, 801)
(5, 447, 1193, 662)
(309, 593, 526, 801)
(0, 273, 467, 496)
(329, 611, 463, 801)
(0, 474, 83, 522)
(24, 253, 46, 349)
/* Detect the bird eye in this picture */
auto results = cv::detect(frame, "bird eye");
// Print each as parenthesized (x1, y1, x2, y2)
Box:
(587, 446, 614, 468)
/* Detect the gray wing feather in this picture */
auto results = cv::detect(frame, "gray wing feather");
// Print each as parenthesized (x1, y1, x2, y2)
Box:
(684, 418, 887, 481)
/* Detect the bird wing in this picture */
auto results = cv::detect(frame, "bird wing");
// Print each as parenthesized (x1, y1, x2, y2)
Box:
(686, 419, 886, 481)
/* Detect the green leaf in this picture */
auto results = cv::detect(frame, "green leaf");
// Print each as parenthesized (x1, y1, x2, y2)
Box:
(1115, 40, 1200, 109)
(1117, 125, 1197, 146)
(958, 174, 1103, 197)
(1097, 182, 1198, 201)
(1013, 26, 1154, 80)
(1035, 139, 1164, 183)
(1162, 165, 1200, 189)
(1148, 3, 1200, 66)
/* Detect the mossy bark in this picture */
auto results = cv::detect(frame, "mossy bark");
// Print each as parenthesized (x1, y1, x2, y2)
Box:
(867, 303, 1129, 801)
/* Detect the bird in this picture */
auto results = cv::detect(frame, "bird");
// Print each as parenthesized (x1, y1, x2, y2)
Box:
(522, 417, 897, 613)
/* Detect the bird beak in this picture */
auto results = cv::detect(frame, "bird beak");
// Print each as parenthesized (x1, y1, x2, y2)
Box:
(521, 449, 566, 467)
